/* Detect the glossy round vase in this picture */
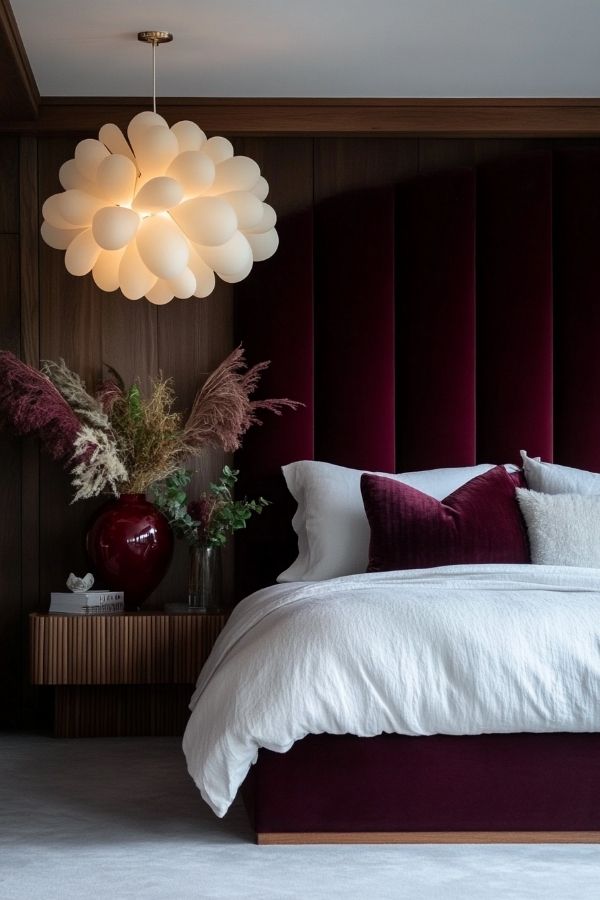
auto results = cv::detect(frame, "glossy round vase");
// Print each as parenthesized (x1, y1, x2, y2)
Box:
(86, 494, 173, 611)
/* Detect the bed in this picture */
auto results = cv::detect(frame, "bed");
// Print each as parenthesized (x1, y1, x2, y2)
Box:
(183, 564, 600, 842)
(184, 149, 600, 842)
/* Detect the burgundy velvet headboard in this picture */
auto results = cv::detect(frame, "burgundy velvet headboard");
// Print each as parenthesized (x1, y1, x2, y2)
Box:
(234, 148, 600, 594)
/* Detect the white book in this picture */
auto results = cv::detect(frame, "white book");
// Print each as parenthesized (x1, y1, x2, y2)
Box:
(49, 601, 125, 616)
(49, 590, 124, 614)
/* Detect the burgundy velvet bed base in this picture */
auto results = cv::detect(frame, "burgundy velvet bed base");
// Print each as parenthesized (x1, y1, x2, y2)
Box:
(242, 732, 600, 843)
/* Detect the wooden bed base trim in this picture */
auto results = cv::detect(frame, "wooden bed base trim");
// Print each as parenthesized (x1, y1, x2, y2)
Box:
(257, 831, 600, 845)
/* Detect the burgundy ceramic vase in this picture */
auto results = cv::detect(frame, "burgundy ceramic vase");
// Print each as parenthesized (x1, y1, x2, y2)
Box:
(86, 494, 174, 611)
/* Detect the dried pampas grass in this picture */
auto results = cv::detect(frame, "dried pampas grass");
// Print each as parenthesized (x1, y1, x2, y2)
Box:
(0, 345, 301, 503)
(71, 426, 128, 502)
(108, 378, 186, 494)
(41, 359, 110, 432)
(0, 351, 82, 461)
(183, 346, 301, 453)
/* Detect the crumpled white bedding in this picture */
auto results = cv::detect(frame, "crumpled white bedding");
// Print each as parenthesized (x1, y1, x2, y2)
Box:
(182, 564, 600, 816)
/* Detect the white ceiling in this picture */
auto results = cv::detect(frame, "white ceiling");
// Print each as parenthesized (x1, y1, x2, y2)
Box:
(11, 0, 600, 98)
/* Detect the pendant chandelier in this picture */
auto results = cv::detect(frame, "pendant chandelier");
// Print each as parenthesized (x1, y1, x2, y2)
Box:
(40, 31, 278, 304)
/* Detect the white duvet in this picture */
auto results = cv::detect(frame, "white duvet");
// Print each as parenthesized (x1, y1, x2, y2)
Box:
(182, 564, 600, 817)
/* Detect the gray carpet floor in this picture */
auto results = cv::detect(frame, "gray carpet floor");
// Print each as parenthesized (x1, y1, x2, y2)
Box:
(1, 734, 599, 900)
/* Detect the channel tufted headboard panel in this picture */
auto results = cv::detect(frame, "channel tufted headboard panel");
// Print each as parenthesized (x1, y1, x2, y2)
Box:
(234, 148, 600, 594)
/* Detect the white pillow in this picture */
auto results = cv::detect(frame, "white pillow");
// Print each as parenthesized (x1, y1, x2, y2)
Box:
(516, 488, 600, 567)
(521, 450, 600, 495)
(278, 460, 517, 582)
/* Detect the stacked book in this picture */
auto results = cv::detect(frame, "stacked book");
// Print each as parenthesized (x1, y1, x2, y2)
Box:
(49, 590, 124, 615)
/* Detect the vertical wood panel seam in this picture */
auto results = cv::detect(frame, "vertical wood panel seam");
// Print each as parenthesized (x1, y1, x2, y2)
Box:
(17, 136, 42, 724)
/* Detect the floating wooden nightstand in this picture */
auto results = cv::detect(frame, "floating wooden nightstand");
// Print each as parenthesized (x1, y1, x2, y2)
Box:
(29, 611, 227, 737)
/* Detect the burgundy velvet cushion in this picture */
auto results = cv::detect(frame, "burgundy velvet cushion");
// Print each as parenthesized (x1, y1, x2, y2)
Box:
(361, 465, 530, 572)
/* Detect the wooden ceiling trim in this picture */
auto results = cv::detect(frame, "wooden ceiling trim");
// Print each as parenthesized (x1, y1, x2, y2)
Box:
(3, 97, 600, 137)
(0, 0, 39, 121)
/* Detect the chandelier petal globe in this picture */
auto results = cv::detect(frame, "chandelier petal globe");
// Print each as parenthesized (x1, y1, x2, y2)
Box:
(40, 32, 278, 304)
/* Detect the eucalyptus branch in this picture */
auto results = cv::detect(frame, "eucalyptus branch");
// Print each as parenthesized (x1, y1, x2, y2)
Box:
(151, 466, 270, 549)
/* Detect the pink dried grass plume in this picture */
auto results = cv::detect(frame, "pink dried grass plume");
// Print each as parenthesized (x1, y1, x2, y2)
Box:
(96, 380, 123, 414)
(96, 366, 125, 415)
(183, 346, 302, 453)
(0, 351, 82, 461)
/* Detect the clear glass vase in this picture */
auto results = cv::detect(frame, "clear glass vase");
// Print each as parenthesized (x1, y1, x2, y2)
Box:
(188, 544, 223, 612)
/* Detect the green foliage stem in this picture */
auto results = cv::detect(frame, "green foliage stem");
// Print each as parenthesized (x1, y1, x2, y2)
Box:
(151, 465, 270, 549)
(150, 469, 199, 544)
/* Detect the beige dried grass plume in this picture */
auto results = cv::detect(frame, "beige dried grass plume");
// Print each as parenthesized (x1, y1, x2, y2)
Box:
(0, 345, 301, 502)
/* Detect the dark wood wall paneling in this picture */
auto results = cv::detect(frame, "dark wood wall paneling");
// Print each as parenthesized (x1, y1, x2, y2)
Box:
(35, 136, 234, 616)
(38, 137, 105, 626)
(0, 136, 21, 725)
(18, 135, 40, 724)
(1, 132, 233, 726)
(4, 132, 600, 725)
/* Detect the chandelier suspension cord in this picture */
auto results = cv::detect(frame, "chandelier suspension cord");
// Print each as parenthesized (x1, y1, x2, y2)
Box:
(152, 39, 157, 113)
(138, 32, 171, 112)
